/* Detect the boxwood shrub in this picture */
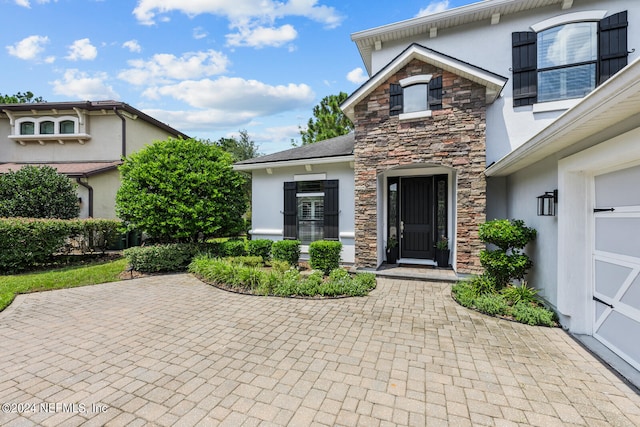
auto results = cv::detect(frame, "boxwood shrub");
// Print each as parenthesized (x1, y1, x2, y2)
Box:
(309, 240, 342, 275)
(124, 243, 198, 273)
(272, 240, 300, 267)
(247, 239, 273, 260)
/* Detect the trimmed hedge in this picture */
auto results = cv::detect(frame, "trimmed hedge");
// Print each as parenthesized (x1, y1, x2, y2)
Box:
(0, 218, 122, 273)
(309, 240, 342, 275)
(272, 240, 301, 267)
(123, 243, 199, 273)
(247, 239, 273, 260)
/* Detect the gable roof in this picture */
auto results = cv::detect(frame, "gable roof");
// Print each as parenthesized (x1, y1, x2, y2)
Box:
(352, 0, 573, 75)
(234, 133, 354, 171)
(341, 43, 507, 122)
(0, 161, 122, 177)
(0, 100, 189, 139)
(485, 56, 640, 177)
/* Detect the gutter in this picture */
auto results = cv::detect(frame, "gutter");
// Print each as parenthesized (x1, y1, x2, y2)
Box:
(76, 177, 94, 217)
(113, 106, 127, 158)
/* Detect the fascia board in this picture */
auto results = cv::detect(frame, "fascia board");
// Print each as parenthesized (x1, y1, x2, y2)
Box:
(233, 155, 355, 172)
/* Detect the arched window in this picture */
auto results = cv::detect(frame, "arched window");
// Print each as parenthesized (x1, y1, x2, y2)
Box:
(40, 121, 55, 134)
(20, 121, 35, 135)
(59, 120, 75, 134)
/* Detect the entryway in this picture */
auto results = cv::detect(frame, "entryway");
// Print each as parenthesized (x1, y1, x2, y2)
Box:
(387, 175, 448, 264)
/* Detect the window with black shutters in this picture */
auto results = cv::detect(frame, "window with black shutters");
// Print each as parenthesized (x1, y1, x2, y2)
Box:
(283, 180, 339, 243)
(512, 11, 628, 107)
(389, 75, 443, 116)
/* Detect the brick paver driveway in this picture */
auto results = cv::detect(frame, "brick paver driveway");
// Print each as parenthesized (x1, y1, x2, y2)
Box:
(0, 275, 639, 426)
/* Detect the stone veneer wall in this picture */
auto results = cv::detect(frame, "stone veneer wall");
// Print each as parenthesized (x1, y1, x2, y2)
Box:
(353, 59, 487, 274)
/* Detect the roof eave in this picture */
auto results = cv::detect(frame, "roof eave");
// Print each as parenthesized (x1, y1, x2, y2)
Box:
(233, 155, 355, 172)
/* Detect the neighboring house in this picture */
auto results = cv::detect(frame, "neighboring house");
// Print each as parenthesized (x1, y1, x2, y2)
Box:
(0, 101, 188, 218)
(238, 0, 640, 376)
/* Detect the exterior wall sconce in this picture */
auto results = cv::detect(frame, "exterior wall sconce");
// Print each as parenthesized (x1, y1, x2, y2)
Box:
(537, 189, 558, 216)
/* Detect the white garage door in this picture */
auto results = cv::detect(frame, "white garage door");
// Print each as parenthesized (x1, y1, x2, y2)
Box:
(593, 165, 640, 371)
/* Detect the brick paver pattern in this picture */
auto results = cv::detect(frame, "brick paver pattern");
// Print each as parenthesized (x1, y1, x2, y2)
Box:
(0, 275, 639, 426)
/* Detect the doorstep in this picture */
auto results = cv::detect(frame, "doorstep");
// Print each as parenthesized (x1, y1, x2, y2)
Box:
(351, 263, 460, 282)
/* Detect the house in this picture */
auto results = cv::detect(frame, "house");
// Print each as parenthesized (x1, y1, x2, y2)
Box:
(0, 101, 188, 219)
(237, 0, 640, 377)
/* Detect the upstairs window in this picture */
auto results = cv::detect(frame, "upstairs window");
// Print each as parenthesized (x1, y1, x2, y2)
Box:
(60, 120, 75, 134)
(512, 11, 628, 107)
(40, 121, 55, 134)
(537, 22, 597, 102)
(390, 74, 442, 118)
(19, 121, 35, 135)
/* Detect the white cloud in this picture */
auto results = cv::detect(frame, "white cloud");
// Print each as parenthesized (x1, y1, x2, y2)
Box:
(6, 35, 49, 60)
(346, 67, 368, 84)
(15, 0, 56, 8)
(132, 0, 343, 49)
(142, 108, 258, 131)
(118, 50, 230, 85)
(66, 38, 97, 61)
(192, 27, 208, 40)
(142, 76, 315, 113)
(122, 39, 142, 53)
(51, 69, 119, 100)
(416, 0, 450, 17)
(226, 24, 297, 48)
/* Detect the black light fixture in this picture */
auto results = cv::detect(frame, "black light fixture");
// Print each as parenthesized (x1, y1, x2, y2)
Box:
(537, 189, 558, 216)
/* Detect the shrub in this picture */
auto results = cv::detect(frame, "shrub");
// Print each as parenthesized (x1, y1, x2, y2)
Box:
(501, 281, 540, 305)
(479, 219, 536, 289)
(465, 274, 497, 296)
(451, 281, 478, 308)
(221, 240, 247, 257)
(225, 256, 263, 267)
(272, 240, 300, 267)
(309, 240, 342, 275)
(269, 260, 291, 274)
(473, 294, 509, 316)
(247, 239, 273, 260)
(0, 165, 79, 219)
(511, 302, 557, 327)
(124, 244, 197, 272)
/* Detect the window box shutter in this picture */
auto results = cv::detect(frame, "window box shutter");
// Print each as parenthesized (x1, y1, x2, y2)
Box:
(323, 180, 339, 240)
(283, 181, 297, 240)
(389, 83, 403, 116)
(428, 76, 443, 110)
(512, 31, 537, 107)
(599, 11, 628, 84)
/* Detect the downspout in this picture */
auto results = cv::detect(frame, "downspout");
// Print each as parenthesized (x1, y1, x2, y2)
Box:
(113, 106, 127, 158)
(76, 177, 93, 218)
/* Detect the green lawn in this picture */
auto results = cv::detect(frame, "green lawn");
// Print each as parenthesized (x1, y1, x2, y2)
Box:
(0, 258, 128, 312)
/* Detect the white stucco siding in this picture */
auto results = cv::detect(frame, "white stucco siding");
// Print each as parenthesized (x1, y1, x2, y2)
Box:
(369, 0, 640, 164)
(249, 162, 355, 263)
(505, 157, 559, 307)
(125, 116, 181, 155)
(89, 169, 121, 219)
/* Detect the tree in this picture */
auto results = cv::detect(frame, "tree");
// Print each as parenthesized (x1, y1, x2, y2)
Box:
(116, 138, 248, 242)
(214, 130, 260, 162)
(0, 166, 79, 219)
(300, 92, 353, 145)
(0, 91, 45, 104)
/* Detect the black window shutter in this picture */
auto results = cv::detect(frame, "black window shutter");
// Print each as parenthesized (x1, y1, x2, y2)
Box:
(428, 76, 443, 110)
(389, 83, 403, 116)
(512, 31, 537, 107)
(323, 180, 339, 240)
(283, 181, 297, 240)
(599, 11, 628, 85)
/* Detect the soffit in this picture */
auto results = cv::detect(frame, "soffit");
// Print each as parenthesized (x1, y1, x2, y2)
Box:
(352, 0, 568, 75)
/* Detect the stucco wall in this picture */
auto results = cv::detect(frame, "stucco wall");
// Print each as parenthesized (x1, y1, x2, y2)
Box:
(352, 59, 487, 273)
(250, 162, 355, 263)
(88, 169, 121, 219)
(368, 0, 640, 164)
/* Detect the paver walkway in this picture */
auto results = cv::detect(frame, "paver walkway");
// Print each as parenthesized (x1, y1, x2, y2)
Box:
(0, 275, 639, 426)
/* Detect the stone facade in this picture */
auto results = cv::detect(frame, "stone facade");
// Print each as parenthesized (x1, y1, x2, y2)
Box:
(353, 59, 487, 274)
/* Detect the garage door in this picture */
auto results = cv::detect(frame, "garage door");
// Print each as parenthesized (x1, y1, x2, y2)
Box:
(593, 165, 640, 371)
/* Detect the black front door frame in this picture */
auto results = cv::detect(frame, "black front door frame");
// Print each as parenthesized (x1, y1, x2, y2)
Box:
(387, 174, 448, 262)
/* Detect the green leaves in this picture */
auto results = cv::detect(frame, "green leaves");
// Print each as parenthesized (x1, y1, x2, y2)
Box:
(116, 138, 248, 242)
(0, 165, 80, 219)
(300, 92, 353, 145)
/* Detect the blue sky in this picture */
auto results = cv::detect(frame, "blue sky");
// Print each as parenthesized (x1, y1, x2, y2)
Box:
(1, 0, 476, 154)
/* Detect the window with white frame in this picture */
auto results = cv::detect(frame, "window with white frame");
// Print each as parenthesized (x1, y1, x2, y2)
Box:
(390, 74, 442, 118)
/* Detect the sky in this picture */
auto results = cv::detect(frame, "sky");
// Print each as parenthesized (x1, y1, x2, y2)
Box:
(1, 0, 477, 154)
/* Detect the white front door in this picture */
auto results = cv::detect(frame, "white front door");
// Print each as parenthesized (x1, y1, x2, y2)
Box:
(593, 165, 640, 370)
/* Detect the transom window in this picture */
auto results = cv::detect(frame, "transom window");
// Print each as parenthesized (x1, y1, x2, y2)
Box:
(537, 22, 597, 102)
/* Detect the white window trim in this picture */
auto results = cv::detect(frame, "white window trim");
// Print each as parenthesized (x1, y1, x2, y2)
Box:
(399, 110, 433, 121)
(11, 115, 86, 144)
(530, 10, 607, 32)
(533, 98, 581, 113)
(399, 74, 432, 87)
